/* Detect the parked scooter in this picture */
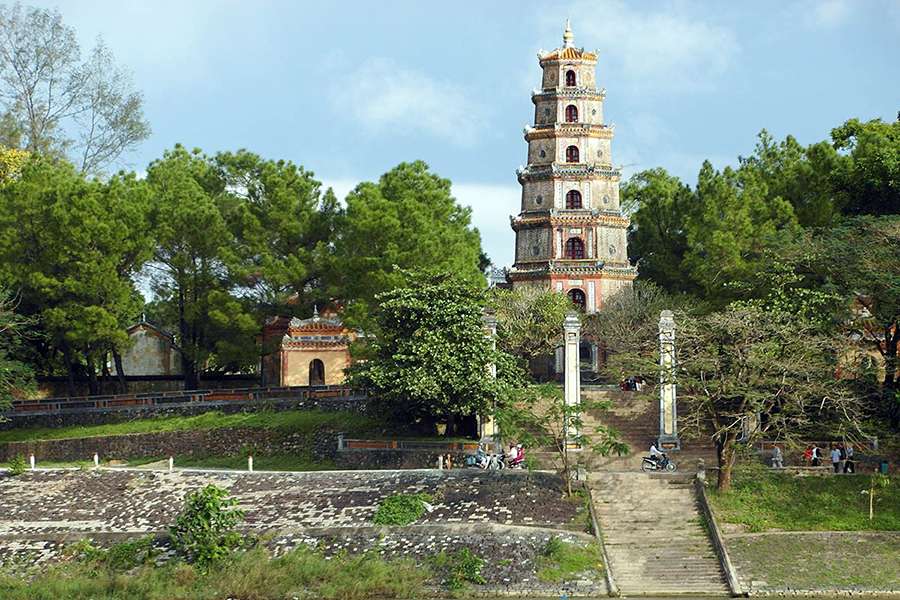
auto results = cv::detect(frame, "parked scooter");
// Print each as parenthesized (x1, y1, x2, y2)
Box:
(640, 453, 677, 472)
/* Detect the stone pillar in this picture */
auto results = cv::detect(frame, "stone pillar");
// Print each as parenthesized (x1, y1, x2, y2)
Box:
(479, 312, 499, 446)
(563, 311, 582, 444)
(658, 310, 680, 450)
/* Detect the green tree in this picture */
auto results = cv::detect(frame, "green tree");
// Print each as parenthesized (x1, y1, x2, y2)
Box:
(831, 117, 900, 216)
(739, 130, 849, 227)
(487, 286, 570, 363)
(170, 484, 244, 569)
(215, 150, 338, 316)
(623, 168, 694, 293)
(682, 161, 798, 303)
(604, 305, 866, 491)
(796, 216, 900, 428)
(0, 290, 33, 409)
(332, 161, 484, 328)
(0, 4, 150, 173)
(498, 382, 626, 496)
(0, 156, 152, 394)
(146, 146, 257, 388)
(348, 272, 500, 436)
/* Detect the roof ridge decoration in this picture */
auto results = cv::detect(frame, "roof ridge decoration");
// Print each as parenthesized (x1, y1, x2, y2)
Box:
(539, 21, 598, 63)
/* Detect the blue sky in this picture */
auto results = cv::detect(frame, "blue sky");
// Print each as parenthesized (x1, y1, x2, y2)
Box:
(35, 0, 900, 267)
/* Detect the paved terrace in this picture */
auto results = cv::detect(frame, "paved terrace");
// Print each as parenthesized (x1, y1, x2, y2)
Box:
(0, 469, 602, 594)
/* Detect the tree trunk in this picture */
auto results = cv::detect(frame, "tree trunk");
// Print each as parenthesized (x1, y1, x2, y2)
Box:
(883, 323, 899, 430)
(100, 356, 111, 395)
(112, 350, 127, 394)
(86, 356, 99, 396)
(446, 413, 457, 437)
(178, 285, 199, 391)
(716, 433, 738, 492)
(62, 345, 77, 397)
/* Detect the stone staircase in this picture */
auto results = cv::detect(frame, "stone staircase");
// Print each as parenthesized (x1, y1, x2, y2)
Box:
(591, 472, 729, 596)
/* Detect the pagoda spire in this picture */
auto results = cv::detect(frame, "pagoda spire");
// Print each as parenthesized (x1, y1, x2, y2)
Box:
(563, 19, 574, 48)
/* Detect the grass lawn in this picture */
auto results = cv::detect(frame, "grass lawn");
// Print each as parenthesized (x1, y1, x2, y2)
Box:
(727, 532, 900, 590)
(709, 465, 900, 532)
(0, 545, 428, 600)
(173, 454, 336, 471)
(0, 409, 381, 443)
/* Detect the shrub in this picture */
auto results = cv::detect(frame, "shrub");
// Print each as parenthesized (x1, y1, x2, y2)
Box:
(169, 484, 245, 569)
(431, 548, 486, 590)
(6, 455, 26, 476)
(536, 536, 603, 583)
(372, 493, 433, 526)
(65, 537, 156, 571)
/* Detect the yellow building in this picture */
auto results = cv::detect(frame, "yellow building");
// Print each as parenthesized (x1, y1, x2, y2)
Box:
(261, 308, 358, 386)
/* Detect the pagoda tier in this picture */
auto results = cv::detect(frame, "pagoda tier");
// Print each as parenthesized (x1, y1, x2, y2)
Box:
(509, 21, 635, 312)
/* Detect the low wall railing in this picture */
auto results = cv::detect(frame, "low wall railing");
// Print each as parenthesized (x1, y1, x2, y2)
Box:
(3, 385, 357, 417)
(337, 436, 479, 452)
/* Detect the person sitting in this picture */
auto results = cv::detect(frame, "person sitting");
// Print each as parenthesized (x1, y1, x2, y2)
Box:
(506, 443, 519, 466)
(509, 444, 526, 468)
(649, 442, 667, 467)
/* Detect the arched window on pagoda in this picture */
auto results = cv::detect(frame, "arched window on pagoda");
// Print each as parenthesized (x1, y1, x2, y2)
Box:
(565, 70, 576, 86)
(565, 190, 582, 209)
(565, 237, 585, 259)
(566, 145, 579, 163)
(565, 105, 578, 123)
(568, 288, 586, 310)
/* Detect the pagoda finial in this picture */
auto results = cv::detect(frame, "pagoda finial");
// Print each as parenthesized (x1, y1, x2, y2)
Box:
(563, 19, 574, 48)
(312, 304, 319, 320)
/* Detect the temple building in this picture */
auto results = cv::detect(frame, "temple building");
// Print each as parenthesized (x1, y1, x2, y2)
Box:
(509, 22, 637, 371)
(260, 308, 359, 387)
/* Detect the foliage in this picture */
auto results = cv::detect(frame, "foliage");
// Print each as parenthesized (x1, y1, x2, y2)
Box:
(498, 382, 627, 496)
(623, 167, 695, 293)
(169, 484, 245, 569)
(708, 465, 900, 532)
(372, 493, 433, 526)
(0, 545, 428, 599)
(0, 146, 28, 185)
(831, 117, 900, 216)
(488, 285, 570, 361)
(536, 537, 603, 583)
(348, 272, 504, 434)
(66, 536, 157, 571)
(431, 548, 486, 590)
(0, 156, 152, 393)
(331, 161, 484, 329)
(215, 149, 339, 316)
(0, 291, 33, 408)
(0, 4, 150, 173)
(6, 454, 26, 476)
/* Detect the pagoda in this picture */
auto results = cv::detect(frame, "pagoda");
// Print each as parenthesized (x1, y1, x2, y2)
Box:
(509, 21, 636, 316)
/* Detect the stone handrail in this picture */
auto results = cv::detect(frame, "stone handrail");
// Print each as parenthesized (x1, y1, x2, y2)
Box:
(693, 469, 745, 597)
(583, 483, 620, 597)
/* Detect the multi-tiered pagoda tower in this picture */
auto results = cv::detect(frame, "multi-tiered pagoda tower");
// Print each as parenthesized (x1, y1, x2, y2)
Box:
(509, 22, 636, 316)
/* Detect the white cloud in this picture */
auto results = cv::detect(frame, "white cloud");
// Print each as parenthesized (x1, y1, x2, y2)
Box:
(809, 0, 852, 28)
(335, 58, 484, 146)
(549, 2, 738, 92)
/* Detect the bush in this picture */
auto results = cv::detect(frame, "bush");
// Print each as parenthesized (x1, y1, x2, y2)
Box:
(536, 536, 603, 583)
(431, 548, 486, 590)
(6, 455, 26, 476)
(169, 484, 245, 568)
(372, 493, 433, 526)
(65, 537, 156, 571)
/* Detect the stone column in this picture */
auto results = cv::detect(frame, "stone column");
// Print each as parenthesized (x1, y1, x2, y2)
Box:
(563, 311, 582, 444)
(658, 310, 680, 450)
(479, 312, 499, 447)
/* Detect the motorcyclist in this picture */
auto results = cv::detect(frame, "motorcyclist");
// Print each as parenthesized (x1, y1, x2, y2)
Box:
(649, 442, 667, 468)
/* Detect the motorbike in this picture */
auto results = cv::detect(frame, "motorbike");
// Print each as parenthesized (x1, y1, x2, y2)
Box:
(640, 454, 677, 472)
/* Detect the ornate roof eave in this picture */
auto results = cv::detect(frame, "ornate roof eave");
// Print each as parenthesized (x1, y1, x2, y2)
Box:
(517, 163, 622, 183)
(511, 212, 630, 231)
(525, 123, 614, 141)
(532, 87, 606, 102)
(537, 47, 598, 64)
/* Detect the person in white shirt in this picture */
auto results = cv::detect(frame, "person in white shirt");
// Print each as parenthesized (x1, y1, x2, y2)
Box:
(649, 442, 666, 467)
(771, 445, 784, 468)
(830, 446, 842, 473)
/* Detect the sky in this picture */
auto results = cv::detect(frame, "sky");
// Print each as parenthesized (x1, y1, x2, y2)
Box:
(30, 0, 900, 268)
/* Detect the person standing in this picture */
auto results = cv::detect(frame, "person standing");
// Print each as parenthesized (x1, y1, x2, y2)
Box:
(811, 444, 821, 466)
(845, 444, 855, 473)
(771, 445, 784, 468)
(831, 445, 842, 473)
(803, 446, 813, 465)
